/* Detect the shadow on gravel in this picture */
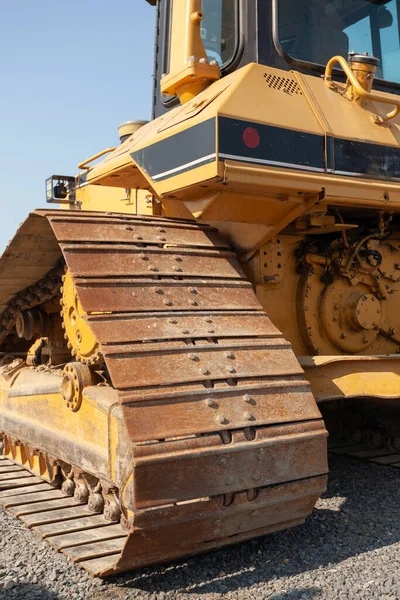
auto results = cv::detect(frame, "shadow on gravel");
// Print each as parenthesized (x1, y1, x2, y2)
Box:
(109, 455, 400, 596)
(269, 589, 321, 599)
(0, 582, 60, 599)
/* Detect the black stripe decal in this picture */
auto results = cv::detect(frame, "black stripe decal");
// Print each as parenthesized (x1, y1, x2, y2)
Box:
(218, 117, 325, 173)
(129, 115, 400, 184)
(131, 118, 216, 182)
(331, 137, 400, 180)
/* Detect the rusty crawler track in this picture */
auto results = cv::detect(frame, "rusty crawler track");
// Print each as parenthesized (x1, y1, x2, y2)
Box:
(328, 438, 400, 467)
(0, 455, 128, 573)
(0, 210, 328, 576)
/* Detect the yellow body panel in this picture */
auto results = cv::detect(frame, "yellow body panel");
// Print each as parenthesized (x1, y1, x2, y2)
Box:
(83, 63, 400, 222)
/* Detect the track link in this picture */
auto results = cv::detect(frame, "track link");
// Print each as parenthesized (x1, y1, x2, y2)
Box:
(328, 438, 400, 467)
(0, 210, 328, 576)
(0, 455, 128, 574)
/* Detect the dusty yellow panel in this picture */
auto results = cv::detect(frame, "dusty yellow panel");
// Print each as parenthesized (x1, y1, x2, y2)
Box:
(0, 390, 108, 449)
(60, 184, 154, 215)
(0, 374, 112, 480)
(220, 64, 324, 135)
(301, 356, 400, 401)
(155, 162, 219, 198)
(298, 71, 400, 146)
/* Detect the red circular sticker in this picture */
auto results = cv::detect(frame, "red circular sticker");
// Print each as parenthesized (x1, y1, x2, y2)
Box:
(243, 127, 260, 149)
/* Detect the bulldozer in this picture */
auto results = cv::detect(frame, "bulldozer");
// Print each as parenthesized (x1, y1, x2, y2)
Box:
(1, 0, 400, 576)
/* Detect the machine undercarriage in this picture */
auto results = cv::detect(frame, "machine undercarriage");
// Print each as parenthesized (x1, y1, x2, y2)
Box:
(0, 210, 328, 575)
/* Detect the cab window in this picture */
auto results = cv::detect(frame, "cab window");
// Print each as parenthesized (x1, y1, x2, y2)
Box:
(201, 0, 237, 67)
(277, 0, 400, 83)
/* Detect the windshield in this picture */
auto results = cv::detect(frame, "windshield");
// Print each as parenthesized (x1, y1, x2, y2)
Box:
(277, 0, 400, 83)
(201, 0, 237, 67)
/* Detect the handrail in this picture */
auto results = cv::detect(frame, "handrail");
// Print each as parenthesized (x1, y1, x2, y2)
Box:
(324, 55, 400, 124)
(78, 147, 116, 170)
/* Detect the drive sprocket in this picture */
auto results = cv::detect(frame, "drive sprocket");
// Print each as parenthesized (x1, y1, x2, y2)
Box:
(61, 270, 102, 366)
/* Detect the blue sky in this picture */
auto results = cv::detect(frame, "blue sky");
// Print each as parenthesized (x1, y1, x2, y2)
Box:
(0, 1, 155, 251)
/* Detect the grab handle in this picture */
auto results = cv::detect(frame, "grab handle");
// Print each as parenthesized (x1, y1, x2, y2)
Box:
(325, 55, 400, 124)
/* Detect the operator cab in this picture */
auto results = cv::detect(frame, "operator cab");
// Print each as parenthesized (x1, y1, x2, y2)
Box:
(151, 0, 400, 117)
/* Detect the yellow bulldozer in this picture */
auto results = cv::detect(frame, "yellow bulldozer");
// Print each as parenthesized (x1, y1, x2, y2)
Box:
(1, 0, 400, 577)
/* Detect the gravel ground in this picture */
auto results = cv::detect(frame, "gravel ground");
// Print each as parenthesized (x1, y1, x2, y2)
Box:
(0, 454, 399, 600)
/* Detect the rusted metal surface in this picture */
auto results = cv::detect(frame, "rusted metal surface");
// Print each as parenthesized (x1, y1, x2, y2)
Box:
(75, 278, 260, 313)
(0, 210, 328, 576)
(132, 421, 327, 508)
(44, 212, 228, 247)
(114, 474, 327, 574)
(61, 244, 243, 279)
(0, 455, 128, 575)
(119, 378, 320, 441)
(87, 311, 281, 344)
(103, 340, 302, 388)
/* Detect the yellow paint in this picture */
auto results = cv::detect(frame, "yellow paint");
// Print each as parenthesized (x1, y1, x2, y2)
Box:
(300, 356, 400, 401)
(160, 0, 220, 103)
(81, 61, 400, 225)
(0, 371, 126, 485)
(61, 270, 100, 364)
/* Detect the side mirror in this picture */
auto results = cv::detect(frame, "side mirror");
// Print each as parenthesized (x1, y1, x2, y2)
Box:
(378, 6, 394, 29)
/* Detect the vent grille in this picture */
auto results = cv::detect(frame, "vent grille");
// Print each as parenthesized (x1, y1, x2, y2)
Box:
(264, 73, 302, 96)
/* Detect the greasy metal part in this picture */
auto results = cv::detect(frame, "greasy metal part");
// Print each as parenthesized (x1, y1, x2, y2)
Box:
(297, 238, 400, 356)
(0, 264, 64, 348)
(0, 209, 327, 576)
(62, 362, 94, 412)
(15, 309, 50, 341)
